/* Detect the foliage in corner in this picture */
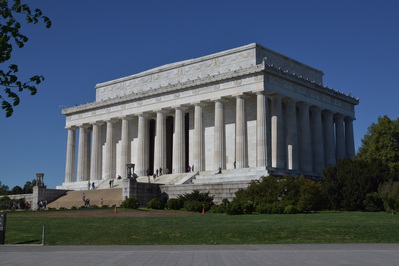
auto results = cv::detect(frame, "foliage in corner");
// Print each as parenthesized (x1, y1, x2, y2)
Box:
(357, 115, 399, 177)
(323, 158, 390, 211)
(0, 0, 51, 117)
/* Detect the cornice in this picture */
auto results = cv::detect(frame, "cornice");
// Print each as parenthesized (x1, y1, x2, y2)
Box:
(263, 61, 359, 105)
(62, 61, 359, 116)
(62, 64, 264, 115)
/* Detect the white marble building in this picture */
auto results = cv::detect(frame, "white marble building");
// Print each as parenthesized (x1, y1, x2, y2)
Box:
(59, 43, 358, 190)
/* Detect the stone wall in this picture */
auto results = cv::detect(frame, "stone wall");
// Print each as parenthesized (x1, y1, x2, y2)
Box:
(160, 181, 251, 204)
(122, 179, 162, 207)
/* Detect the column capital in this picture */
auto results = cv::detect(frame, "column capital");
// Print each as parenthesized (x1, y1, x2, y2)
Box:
(310, 105, 322, 112)
(65, 126, 78, 130)
(297, 101, 309, 108)
(78, 123, 91, 129)
(269, 93, 282, 101)
(253, 89, 265, 95)
(283, 97, 296, 104)
(171, 105, 187, 112)
(211, 97, 226, 103)
(106, 118, 118, 124)
(153, 108, 168, 114)
(119, 115, 134, 121)
(322, 109, 334, 116)
(334, 113, 345, 120)
(344, 116, 355, 122)
(91, 121, 105, 126)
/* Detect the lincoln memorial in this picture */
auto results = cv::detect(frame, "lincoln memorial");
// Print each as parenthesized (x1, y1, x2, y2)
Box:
(58, 43, 358, 190)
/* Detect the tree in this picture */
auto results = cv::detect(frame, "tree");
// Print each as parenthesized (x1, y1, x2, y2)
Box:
(357, 115, 399, 178)
(323, 158, 390, 211)
(0, 0, 51, 117)
(0, 181, 9, 195)
(22, 179, 36, 193)
(10, 185, 23, 194)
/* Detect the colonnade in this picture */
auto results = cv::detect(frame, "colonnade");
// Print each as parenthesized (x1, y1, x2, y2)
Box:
(64, 91, 355, 183)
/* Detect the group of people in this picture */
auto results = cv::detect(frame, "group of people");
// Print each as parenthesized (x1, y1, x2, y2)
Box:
(3, 200, 30, 210)
(146, 167, 170, 183)
(37, 200, 47, 210)
(186, 165, 195, 172)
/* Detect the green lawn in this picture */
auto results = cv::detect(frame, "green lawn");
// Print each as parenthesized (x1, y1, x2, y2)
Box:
(4, 211, 399, 245)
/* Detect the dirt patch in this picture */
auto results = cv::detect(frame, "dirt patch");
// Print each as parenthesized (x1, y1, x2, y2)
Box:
(10, 209, 201, 218)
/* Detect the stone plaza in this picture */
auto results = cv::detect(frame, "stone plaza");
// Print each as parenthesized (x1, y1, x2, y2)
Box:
(57, 43, 358, 201)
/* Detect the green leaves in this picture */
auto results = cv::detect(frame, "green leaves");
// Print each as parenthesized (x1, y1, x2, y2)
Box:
(0, 0, 52, 117)
(357, 115, 399, 176)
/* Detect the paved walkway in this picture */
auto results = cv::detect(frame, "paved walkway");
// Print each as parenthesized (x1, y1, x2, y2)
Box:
(1, 244, 399, 265)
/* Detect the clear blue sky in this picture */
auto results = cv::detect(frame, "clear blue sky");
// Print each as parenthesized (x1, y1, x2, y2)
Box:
(1, 0, 398, 189)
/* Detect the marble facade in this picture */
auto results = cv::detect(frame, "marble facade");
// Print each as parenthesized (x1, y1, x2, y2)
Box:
(59, 43, 358, 190)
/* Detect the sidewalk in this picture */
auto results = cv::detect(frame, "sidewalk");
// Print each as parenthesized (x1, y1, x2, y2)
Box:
(1, 244, 399, 265)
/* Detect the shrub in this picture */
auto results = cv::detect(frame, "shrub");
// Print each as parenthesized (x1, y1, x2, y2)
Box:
(210, 205, 228, 213)
(284, 205, 298, 214)
(241, 201, 254, 214)
(176, 190, 214, 212)
(121, 197, 139, 209)
(379, 182, 399, 214)
(363, 192, 384, 212)
(221, 198, 230, 206)
(256, 203, 285, 214)
(166, 198, 184, 210)
(226, 201, 243, 215)
(184, 200, 203, 212)
(147, 198, 164, 209)
(178, 190, 214, 205)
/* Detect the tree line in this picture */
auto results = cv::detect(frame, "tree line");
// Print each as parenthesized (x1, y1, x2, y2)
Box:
(0, 179, 36, 195)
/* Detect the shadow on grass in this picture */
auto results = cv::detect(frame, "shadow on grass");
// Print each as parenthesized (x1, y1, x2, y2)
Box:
(15, 239, 41, 244)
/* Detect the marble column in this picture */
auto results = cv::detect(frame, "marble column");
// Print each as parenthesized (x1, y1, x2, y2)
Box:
(84, 127, 91, 180)
(104, 120, 115, 180)
(285, 99, 298, 170)
(256, 92, 267, 167)
(137, 114, 148, 177)
(270, 94, 284, 168)
(154, 111, 166, 173)
(90, 122, 102, 181)
(345, 116, 355, 158)
(120, 117, 131, 178)
(311, 106, 325, 174)
(173, 107, 185, 173)
(77, 125, 90, 182)
(214, 100, 225, 170)
(235, 96, 248, 169)
(323, 110, 336, 167)
(335, 114, 346, 160)
(65, 127, 76, 183)
(194, 104, 205, 171)
(298, 102, 312, 172)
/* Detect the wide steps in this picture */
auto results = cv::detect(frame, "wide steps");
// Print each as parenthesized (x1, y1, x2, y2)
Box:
(47, 188, 122, 209)
(192, 168, 268, 184)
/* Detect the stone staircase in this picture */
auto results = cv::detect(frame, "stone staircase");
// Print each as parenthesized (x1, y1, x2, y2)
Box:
(47, 188, 123, 209)
(191, 167, 268, 184)
(136, 173, 195, 185)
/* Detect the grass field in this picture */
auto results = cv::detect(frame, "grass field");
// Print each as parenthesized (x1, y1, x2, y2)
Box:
(4, 210, 399, 245)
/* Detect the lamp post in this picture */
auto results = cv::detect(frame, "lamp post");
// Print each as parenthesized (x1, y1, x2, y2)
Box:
(36, 173, 44, 186)
(126, 164, 135, 179)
